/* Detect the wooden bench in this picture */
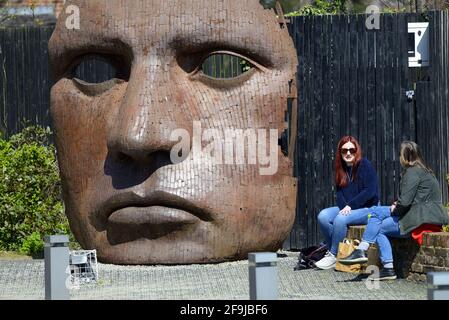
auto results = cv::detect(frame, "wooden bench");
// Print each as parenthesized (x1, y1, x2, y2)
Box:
(347, 226, 449, 281)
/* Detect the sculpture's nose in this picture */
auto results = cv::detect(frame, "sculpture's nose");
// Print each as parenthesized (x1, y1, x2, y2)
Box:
(107, 56, 190, 167)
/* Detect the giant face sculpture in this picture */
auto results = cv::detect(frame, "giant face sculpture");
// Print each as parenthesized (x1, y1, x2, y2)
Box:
(49, 0, 298, 264)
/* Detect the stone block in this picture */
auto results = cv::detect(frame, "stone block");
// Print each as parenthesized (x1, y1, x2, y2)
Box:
(424, 232, 449, 248)
(422, 233, 434, 246)
(424, 265, 449, 273)
(411, 262, 423, 273)
(437, 232, 449, 247)
(424, 255, 439, 265)
(422, 246, 435, 256)
(414, 253, 425, 264)
(434, 247, 449, 258)
(407, 272, 426, 282)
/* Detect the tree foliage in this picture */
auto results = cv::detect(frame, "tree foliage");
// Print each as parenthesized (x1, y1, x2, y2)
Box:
(286, 0, 347, 16)
(0, 126, 77, 255)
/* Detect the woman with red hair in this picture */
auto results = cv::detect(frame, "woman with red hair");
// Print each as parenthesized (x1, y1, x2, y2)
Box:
(339, 141, 449, 280)
(315, 136, 380, 270)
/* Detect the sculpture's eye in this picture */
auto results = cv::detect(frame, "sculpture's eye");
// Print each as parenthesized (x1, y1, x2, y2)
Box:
(70, 54, 130, 96)
(201, 53, 254, 79)
(182, 50, 266, 88)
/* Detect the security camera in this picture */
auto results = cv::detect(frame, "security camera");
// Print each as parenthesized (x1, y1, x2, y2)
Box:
(406, 90, 415, 103)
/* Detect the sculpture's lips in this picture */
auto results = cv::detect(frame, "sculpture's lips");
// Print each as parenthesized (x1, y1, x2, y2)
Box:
(106, 206, 200, 242)
(108, 206, 200, 226)
(100, 191, 213, 243)
(99, 190, 213, 224)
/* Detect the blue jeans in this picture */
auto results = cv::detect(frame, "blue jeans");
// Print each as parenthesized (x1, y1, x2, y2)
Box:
(361, 206, 408, 264)
(318, 206, 371, 256)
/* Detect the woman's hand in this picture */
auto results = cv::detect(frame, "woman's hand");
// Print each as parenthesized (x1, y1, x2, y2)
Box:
(339, 205, 352, 215)
(390, 203, 397, 213)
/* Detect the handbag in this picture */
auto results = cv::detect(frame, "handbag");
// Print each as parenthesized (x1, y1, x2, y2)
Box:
(294, 244, 328, 270)
(335, 238, 364, 273)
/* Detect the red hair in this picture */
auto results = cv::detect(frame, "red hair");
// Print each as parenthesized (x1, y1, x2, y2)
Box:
(335, 136, 362, 188)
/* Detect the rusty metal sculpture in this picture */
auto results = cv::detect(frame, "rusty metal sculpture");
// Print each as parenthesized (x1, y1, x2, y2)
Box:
(48, 0, 298, 264)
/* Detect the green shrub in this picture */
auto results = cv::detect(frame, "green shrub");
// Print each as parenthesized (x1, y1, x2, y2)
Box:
(8, 125, 53, 148)
(285, 0, 347, 16)
(19, 231, 44, 256)
(0, 125, 77, 254)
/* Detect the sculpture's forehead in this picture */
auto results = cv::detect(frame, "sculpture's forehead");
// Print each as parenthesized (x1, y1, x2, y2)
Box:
(62, 0, 277, 36)
(67, 0, 266, 16)
(51, 0, 296, 74)
(58, 0, 285, 46)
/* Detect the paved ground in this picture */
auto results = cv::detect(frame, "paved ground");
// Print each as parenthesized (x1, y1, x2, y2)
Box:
(0, 251, 426, 300)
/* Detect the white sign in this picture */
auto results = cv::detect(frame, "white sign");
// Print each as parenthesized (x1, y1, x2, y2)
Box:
(408, 22, 430, 67)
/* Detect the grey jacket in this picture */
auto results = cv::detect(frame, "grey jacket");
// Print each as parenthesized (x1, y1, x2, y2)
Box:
(393, 166, 449, 234)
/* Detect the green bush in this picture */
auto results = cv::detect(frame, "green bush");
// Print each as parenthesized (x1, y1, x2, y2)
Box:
(19, 231, 44, 256)
(285, 0, 347, 16)
(0, 126, 77, 255)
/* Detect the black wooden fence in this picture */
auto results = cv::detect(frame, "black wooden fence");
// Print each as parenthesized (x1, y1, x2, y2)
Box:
(0, 27, 54, 136)
(285, 11, 449, 249)
(1, 11, 449, 250)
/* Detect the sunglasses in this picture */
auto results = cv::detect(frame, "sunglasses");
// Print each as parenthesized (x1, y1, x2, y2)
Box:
(341, 148, 357, 155)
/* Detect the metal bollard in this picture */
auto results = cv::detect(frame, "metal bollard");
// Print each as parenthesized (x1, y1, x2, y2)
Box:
(44, 235, 70, 300)
(427, 272, 449, 300)
(248, 252, 278, 300)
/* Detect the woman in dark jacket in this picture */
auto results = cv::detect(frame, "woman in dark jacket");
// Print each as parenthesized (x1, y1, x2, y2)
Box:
(339, 141, 449, 280)
(315, 136, 380, 270)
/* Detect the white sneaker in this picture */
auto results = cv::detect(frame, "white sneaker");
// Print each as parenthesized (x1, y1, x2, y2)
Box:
(314, 251, 336, 270)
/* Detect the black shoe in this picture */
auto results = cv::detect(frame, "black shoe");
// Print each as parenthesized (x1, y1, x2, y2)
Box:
(368, 267, 397, 281)
(338, 249, 368, 265)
